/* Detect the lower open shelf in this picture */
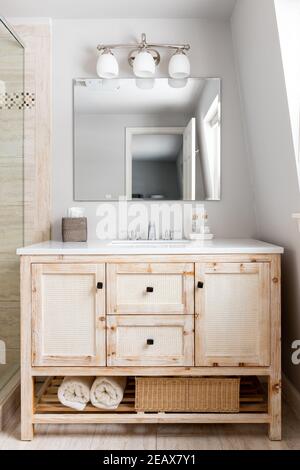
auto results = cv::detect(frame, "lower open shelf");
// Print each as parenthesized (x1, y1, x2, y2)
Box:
(34, 376, 268, 420)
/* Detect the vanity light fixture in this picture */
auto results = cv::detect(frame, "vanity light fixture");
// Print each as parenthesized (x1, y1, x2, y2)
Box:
(133, 50, 156, 78)
(96, 33, 190, 79)
(168, 50, 190, 79)
(96, 48, 119, 79)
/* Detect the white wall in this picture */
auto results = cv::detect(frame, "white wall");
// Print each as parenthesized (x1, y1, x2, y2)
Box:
(51, 18, 256, 239)
(231, 0, 300, 391)
(275, 0, 300, 183)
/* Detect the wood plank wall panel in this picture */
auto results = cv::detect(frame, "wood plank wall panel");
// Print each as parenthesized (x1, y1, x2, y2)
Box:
(14, 23, 52, 245)
(0, 23, 24, 365)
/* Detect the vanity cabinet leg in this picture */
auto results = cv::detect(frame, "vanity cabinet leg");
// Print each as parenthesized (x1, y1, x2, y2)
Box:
(268, 378, 281, 441)
(268, 255, 281, 441)
(21, 375, 34, 441)
(20, 257, 34, 441)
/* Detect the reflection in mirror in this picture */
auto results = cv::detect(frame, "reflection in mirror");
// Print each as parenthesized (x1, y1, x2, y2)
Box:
(131, 132, 184, 200)
(74, 78, 221, 201)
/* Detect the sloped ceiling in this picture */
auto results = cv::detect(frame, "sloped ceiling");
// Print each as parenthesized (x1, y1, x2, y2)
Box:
(1, 0, 237, 20)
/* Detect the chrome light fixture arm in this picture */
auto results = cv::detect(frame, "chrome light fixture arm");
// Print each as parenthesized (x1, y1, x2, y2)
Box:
(97, 33, 190, 54)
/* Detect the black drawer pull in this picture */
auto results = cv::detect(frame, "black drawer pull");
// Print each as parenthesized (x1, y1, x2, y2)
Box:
(147, 339, 154, 345)
(97, 282, 103, 289)
(197, 281, 204, 289)
(146, 286, 154, 293)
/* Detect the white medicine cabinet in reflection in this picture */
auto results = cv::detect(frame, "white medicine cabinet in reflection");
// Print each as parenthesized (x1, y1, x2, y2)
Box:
(73, 77, 221, 201)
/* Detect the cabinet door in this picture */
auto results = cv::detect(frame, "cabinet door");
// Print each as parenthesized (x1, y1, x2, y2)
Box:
(32, 263, 105, 366)
(107, 263, 194, 315)
(195, 262, 270, 366)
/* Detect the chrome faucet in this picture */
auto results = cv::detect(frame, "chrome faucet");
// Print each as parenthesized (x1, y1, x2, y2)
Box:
(128, 228, 145, 240)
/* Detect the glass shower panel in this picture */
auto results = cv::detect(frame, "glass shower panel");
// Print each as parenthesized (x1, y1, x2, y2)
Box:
(0, 19, 24, 388)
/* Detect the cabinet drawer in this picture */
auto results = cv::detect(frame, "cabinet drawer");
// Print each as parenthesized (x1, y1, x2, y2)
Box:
(107, 315, 194, 366)
(107, 263, 194, 314)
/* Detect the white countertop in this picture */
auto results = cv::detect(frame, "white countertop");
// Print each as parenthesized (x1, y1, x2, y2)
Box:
(17, 239, 284, 255)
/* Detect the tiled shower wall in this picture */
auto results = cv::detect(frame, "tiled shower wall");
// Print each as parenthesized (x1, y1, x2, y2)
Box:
(0, 21, 24, 368)
(0, 20, 52, 370)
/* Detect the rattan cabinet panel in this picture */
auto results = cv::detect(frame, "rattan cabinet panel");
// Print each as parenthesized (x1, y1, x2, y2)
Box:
(195, 262, 270, 366)
(32, 263, 106, 366)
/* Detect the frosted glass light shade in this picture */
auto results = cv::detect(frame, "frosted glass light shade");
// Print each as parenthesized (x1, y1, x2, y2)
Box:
(168, 51, 190, 79)
(168, 78, 188, 89)
(102, 78, 120, 90)
(97, 51, 119, 78)
(135, 78, 155, 90)
(133, 50, 156, 78)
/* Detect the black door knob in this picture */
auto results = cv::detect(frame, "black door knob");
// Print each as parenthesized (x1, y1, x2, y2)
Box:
(147, 339, 154, 345)
(146, 287, 154, 293)
(197, 281, 204, 289)
(97, 282, 103, 289)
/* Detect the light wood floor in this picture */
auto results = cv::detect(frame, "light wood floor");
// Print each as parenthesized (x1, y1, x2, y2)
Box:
(1, 404, 299, 450)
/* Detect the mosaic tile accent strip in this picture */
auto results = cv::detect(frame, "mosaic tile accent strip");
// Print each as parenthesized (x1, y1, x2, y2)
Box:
(0, 92, 35, 110)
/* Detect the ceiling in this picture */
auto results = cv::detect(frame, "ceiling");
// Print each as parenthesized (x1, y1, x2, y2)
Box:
(132, 134, 183, 162)
(1, 0, 237, 20)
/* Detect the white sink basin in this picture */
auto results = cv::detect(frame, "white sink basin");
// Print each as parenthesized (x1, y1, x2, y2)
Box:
(109, 240, 189, 248)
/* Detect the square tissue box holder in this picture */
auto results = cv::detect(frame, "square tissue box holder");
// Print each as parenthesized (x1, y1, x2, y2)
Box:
(62, 217, 87, 242)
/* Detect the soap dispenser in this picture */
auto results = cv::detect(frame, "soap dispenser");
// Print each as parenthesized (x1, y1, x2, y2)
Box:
(148, 222, 156, 240)
(189, 207, 214, 241)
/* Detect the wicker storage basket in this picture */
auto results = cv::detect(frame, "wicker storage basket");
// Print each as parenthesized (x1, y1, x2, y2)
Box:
(135, 377, 240, 413)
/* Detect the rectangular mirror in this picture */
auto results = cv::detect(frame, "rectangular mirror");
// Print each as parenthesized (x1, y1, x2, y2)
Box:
(74, 77, 221, 201)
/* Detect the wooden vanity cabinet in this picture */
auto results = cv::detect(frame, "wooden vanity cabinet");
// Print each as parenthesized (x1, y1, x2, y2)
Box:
(20, 251, 281, 441)
(31, 260, 272, 368)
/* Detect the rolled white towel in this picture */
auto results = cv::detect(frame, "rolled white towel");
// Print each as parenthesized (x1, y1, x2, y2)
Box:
(58, 376, 94, 411)
(90, 377, 127, 409)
